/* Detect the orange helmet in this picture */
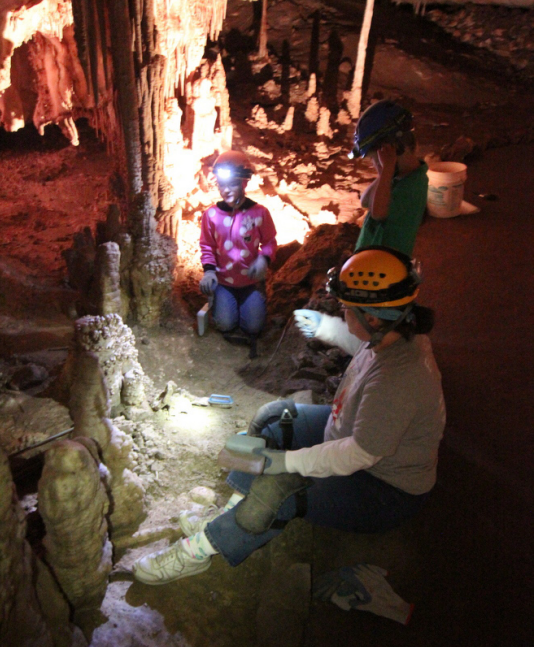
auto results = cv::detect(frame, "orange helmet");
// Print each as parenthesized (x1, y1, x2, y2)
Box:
(213, 151, 254, 180)
(327, 246, 421, 308)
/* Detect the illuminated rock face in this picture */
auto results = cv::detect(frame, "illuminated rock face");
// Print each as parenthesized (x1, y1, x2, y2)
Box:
(0, 0, 229, 155)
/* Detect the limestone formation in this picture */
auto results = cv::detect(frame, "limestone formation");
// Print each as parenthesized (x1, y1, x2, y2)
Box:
(316, 106, 334, 138)
(305, 96, 320, 123)
(130, 232, 178, 328)
(122, 368, 152, 420)
(67, 350, 147, 537)
(0, 391, 72, 457)
(91, 242, 123, 317)
(70, 315, 143, 412)
(249, 105, 270, 129)
(307, 73, 317, 98)
(38, 439, 112, 612)
(281, 106, 295, 132)
(103, 424, 147, 538)
(0, 448, 54, 647)
(191, 76, 218, 158)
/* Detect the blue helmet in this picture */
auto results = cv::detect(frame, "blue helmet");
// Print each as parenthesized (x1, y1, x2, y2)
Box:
(352, 100, 413, 158)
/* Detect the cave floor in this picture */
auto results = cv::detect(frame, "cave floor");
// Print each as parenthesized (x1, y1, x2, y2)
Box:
(1, 1, 533, 646)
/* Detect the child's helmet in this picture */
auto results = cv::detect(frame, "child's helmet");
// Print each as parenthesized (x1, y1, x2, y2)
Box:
(213, 151, 254, 180)
(327, 246, 421, 308)
(352, 100, 413, 158)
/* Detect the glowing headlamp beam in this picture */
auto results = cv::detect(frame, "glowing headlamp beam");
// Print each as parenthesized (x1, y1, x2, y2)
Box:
(215, 167, 233, 180)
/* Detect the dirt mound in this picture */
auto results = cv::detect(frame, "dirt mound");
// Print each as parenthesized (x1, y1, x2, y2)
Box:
(267, 222, 359, 319)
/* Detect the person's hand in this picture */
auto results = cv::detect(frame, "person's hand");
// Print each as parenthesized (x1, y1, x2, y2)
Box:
(377, 143, 397, 174)
(199, 270, 218, 296)
(253, 447, 288, 475)
(293, 309, 322, 338)
(247, 255, 268, 281)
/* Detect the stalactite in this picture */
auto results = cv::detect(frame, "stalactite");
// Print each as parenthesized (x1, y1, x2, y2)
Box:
(83, 0, 99, 104)
(107, 0, 143, 197)
(96, 0, 109, 88)
(71, 0, 90, 91)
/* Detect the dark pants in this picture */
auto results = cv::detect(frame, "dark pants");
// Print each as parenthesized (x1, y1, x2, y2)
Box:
(205, 404, 430, 566)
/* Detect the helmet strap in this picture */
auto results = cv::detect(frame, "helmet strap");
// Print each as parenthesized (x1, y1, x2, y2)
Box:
(353, 304, 414, 349)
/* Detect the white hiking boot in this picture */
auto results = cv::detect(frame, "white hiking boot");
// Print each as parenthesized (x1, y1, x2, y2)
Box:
(133, 541, 211, 585)
(178, 504, 223, 536)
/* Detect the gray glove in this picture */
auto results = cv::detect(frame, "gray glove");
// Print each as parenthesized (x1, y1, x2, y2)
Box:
(293, 309, 322, 338)
(253, 447, 288, 475)
(199, 270, 218, 296)
(247, 255, 268, 281)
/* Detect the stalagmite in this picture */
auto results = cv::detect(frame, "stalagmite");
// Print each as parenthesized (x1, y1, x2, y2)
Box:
(250, 104, 269, 129)
(306, 73, 317, 98)
(191, 76, 218, 158)
(281, 106, 294, 132)
(91, 242, 123, 317)
(67, 351, 147, 538)
(38, 439, 112, 613)
(68, 314, 143, 413)
(122, 367, 152, 420)
(305, 96, 319, 123)
(316, 106, 333, 138)
(212, 53, 233, 150)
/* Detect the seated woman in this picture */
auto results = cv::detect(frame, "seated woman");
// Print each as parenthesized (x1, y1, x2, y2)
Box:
(133, 246, 446, 584)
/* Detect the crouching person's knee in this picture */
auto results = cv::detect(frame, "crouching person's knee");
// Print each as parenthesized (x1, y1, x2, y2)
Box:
(235, 473, 312, 534)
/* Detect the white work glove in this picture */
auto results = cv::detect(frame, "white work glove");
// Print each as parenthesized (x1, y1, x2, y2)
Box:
(247, 255, 268, 281)
(293, 309, 322, 338)
(313, 564, 414, 625)
(199, 270, 218, 296)
(253, 447, 288, 475)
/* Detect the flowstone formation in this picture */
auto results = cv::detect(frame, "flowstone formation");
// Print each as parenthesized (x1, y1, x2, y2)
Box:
(38, 439, 113, 614)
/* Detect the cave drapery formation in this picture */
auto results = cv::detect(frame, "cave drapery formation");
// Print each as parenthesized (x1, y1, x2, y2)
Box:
(0, 0, 230, 325)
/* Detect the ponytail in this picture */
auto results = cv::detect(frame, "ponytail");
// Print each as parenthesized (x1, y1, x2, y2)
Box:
(388, 304, 435, 341)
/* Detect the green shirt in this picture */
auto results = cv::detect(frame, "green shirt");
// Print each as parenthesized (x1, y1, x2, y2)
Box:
(355, 161, 428, 256)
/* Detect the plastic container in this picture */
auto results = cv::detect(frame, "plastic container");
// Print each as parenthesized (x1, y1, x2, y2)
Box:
(426, 162, 467, 218)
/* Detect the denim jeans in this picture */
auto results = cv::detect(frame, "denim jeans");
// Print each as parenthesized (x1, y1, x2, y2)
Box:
(205, 404, 431, 567)
(212, 283, 266, 335)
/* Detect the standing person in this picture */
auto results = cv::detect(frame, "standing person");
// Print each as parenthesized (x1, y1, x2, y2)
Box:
(199, 151, 277, 358)
(353, 100, 428, 256)
(132, 246, 446, 585)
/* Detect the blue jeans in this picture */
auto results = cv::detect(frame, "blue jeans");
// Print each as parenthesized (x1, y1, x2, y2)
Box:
(212, 284, 266, 335)
(205, 404, 431, 566)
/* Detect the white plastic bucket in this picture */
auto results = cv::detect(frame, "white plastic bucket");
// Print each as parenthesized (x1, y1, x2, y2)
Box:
(426, 162, 467, 218)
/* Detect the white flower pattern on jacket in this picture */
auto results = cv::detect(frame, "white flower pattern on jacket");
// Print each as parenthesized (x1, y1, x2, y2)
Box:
(200, 200, 277, 288)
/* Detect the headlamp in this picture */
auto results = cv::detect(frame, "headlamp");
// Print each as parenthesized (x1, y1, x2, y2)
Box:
(215, 166, 233, 181)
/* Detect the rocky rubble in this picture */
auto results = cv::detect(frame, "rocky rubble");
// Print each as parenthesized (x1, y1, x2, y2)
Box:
(426, 5, 534, 80)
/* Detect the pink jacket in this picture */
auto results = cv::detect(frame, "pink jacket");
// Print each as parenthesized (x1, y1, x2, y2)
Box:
(200, 199, 277, 288)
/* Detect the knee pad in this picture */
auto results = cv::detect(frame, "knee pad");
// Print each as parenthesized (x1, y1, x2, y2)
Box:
(235, 473, 313, 534)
